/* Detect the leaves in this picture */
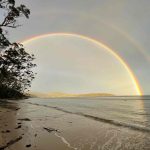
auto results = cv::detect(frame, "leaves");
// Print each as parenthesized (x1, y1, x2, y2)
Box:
(0, 0, 30, 28)
(0, 45, 36, 92)
(0, 0, 36, 96)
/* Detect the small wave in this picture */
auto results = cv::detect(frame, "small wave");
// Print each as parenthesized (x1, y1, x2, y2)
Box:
(77, 113, 150, 133)
(21, 102, 150, 133)
(136, 112, 150, 116)
(54, 133, 78, 150)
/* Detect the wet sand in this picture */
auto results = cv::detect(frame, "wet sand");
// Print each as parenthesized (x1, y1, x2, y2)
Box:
(0, 99, 150, 150)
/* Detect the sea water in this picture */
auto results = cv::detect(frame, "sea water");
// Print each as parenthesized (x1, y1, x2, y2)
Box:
(25, 96, 150, 132)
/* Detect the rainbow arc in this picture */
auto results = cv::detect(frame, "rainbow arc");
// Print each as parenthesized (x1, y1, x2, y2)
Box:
(22, 32, 142, 95)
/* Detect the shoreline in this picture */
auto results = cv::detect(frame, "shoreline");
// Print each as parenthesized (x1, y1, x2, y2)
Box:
(0, 99, 150, 150)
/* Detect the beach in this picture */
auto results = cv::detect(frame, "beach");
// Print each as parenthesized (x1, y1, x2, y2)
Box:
(0, 97, 150, 150)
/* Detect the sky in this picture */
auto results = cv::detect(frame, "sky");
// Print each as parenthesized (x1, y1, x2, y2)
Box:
(23, 34, 140, 95)
(1, 0, 150, 95)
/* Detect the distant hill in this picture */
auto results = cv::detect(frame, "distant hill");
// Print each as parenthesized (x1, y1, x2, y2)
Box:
(76, 93, 114, 97)
(29, 92, 114, 98)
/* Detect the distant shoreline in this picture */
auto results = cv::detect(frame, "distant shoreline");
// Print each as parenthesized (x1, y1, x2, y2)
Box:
(28, 92, 115, 98)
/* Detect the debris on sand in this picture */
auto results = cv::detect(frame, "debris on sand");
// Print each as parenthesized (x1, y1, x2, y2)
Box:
(18, 118, 31, 121)
(6, 130, 10, 133)
(26, 144, 31, 148)
(1, 130, 10, 133)
(0, 136, 22, 150)
(43, 127, 60, 133)
(15, 125, 21, 129)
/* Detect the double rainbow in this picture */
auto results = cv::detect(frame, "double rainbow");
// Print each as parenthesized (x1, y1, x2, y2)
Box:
(22, 33, 142, 95)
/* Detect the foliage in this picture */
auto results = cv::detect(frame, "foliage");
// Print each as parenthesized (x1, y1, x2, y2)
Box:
(0, 0, 30, 48)
(0, 0, 36, 98)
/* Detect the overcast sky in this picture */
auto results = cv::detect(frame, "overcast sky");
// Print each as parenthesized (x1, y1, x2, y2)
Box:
(2, 0, 150, 95)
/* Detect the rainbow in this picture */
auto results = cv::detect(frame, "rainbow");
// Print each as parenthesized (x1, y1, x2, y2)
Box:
(22, 32, 142, 95)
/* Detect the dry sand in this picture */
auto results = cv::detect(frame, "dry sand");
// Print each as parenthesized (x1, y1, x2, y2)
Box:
(0, 100, 150, 150)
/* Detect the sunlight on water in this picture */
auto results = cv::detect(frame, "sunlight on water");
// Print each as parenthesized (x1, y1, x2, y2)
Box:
(25, 96, 150, 130)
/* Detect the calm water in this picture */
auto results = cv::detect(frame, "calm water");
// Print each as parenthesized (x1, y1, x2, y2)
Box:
(25, 96, 150, 131)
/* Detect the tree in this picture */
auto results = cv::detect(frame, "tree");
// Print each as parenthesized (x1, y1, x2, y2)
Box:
(0, 0, 30, 47)
(0, 0, 36, 98)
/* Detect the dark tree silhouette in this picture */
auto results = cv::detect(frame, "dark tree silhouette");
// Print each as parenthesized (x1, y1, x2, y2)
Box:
(0, 0, 36, 98)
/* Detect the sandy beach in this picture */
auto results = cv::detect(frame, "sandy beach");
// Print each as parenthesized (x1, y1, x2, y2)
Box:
(0, 98, 150, 150)
(1, 0, 150, 149)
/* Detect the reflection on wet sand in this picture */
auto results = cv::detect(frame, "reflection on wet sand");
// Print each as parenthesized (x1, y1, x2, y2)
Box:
(0, 98, 150, 150)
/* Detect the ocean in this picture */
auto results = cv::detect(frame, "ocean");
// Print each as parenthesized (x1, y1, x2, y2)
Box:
(1, 96, 150, 150)
(25, 96, 150, 132)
